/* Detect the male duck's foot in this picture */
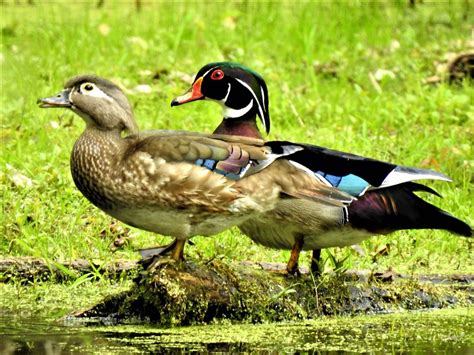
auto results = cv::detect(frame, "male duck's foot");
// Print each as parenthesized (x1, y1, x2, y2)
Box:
(310, 249, 322, 277)
(286, 237, 304, 276)
(286, 263, 301, 276)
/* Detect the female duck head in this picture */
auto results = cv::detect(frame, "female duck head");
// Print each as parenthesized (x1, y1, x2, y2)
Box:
(38, 75, 138, 134)
(172, 62, 270, 134)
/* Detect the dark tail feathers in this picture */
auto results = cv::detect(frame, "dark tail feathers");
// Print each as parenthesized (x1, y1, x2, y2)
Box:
(349, 182, 472, 237)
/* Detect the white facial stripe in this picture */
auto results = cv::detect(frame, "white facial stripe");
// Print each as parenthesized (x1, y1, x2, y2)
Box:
(260, 86, 267, 112)
(223, 83, 231, 101)
(201, 67, 217, 81)
(235, 78, 266, 131)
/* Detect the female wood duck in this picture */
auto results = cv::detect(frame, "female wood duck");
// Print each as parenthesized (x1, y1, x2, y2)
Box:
(171, 62, 472, 274)
(37, 75, 356, 264)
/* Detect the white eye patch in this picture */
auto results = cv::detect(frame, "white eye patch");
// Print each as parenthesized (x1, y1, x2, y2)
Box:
(78, 82, 113, 102)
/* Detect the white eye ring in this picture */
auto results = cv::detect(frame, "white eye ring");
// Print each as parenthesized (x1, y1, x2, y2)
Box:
(80, 82, 95, 92)
(77, 82, 113, 102)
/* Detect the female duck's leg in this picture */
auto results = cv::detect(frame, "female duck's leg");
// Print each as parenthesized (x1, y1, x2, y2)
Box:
(171, 239, 186, 261)
(310, 249, 322, 275)
(286, 235, 304, 274)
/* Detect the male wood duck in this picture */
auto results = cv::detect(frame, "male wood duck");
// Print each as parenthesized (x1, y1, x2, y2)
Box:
(37, 75, 357, 264)
(171, 62, 472, 274)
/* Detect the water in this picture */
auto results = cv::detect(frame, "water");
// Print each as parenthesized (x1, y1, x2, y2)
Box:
(1, 309, 473, 353)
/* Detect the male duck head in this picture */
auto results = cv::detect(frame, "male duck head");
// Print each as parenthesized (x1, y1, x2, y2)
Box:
(171, 62, 270, 138)
(38, 75, 138, 134)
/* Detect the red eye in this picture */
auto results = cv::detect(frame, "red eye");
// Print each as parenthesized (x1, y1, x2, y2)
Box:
(210, 69, 224, 80)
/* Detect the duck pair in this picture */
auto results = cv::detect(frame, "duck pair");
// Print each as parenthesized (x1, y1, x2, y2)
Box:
(38, 63, 472, 274)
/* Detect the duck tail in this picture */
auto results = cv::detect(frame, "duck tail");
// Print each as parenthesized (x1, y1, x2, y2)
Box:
(348, 182, 472, 237)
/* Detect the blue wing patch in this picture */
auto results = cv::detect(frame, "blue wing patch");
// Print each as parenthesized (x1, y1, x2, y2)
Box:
(316, 171, 369, 196)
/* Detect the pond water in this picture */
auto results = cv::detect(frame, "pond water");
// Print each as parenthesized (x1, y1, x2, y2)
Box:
(1, 308, 472, 353)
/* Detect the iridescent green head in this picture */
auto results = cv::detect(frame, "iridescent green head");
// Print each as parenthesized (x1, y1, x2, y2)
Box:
(172, 62, 270, 134)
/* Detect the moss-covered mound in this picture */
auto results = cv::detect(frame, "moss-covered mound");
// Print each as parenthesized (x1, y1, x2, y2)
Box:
(74, 260, 472, 326)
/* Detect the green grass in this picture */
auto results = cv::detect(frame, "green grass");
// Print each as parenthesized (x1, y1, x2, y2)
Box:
(1, 1, 473, 275)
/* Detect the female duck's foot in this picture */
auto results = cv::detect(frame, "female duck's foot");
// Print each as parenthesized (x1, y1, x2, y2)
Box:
(286, 237, 304, 275)
(139, 239, 186, 270)
(139, 239, 178, 261)
(140, 239, 187, 271)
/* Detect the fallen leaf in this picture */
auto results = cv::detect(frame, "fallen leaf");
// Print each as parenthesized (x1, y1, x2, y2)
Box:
(389, 39, 401, 52)
(127, 36, 148, 51)
(368, 72, 382, 93)
(101, 221, 132, 251)
(313, 60, 339, 77)
(222, 16, 237, 30)
(168, 70, 193, 84)
(98, 23, 110, 36)
(374, 68, 396, 81)
(351, 244, 366, 257)
(131, 84, 152, 94)
(138, 69, 153, 78)
(372, 243, 391, 262)
(151, 68, 170, 80)
(371, 267, 399, 282)
(6, 164, 34, 188)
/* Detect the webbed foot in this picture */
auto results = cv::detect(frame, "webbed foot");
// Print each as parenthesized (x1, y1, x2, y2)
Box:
(138, 239, 178, 268)
(139, 239, 187, 270)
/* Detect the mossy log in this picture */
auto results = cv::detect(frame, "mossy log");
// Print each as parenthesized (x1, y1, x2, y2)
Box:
(1, 257, 471, 325)
(71, 259, 473, 326)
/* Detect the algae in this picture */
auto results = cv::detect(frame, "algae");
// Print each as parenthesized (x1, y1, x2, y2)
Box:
(1, 308, 472, 353)
(0, 280, 132, 319)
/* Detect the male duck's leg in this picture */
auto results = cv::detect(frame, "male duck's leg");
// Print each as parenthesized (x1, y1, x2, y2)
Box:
(310, 249, 322, 276)
(286, 235, 304, 275)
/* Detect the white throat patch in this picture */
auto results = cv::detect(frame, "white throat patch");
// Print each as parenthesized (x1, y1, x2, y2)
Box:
(222, 99, 254, 119)
(215, 82, 254, 119)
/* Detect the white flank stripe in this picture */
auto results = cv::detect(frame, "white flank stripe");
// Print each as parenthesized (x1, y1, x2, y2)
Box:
(379, 169, 452, 189)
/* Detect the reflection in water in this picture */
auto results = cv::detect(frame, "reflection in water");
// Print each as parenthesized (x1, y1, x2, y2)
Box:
(0, 309, 472, 354)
